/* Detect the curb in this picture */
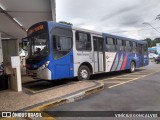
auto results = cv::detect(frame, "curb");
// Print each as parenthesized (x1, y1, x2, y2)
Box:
(29, 81, 104, 112)
(0, 81, 104, 120)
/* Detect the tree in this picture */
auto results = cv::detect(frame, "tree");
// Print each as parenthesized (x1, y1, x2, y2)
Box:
(144, 38, 160, 47)
(59, 21, 73, 26)
(144, 38, 152, 47)
(153, 38, 160, 46)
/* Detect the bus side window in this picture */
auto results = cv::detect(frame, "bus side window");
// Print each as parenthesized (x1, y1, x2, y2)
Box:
(116, 39, 124, 52)
(133, 42, 137, 53)
(52, 35, 72, 60)
(144, 44, 148, 54)
(125, 41, 132, 52)
(76, 32, 91, 51)
(106, 37, 116, 52)
(138, 44, 142, 54)
(123, 40, 126, 51)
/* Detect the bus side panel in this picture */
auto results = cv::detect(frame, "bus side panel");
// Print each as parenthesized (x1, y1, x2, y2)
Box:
(48, 51, 74, 80)
(73, 52, 94, 77)
(105, 52, 129, 72)
(144, 53, 149, 66)
(72, 31, 94, 77)
(123, 53, 138, 70)
(47, 22, 74, 80)
(105, 52, 117, 72)
(54, 51, 74, 79)
(105, 51, 145, 72)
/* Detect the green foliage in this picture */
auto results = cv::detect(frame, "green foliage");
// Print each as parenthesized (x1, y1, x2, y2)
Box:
(144, 38, 160, 47)
(144, 38, 152, 47)
(59, 21, 73, 26)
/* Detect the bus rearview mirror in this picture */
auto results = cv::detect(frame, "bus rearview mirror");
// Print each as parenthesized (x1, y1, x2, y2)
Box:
(22, 37, 29, 51)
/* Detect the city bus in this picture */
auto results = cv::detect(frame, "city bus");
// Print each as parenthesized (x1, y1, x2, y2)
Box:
(23, 21, 149, 80)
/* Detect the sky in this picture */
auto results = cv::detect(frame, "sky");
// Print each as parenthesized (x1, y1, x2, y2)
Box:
(56, 0, 160, 40)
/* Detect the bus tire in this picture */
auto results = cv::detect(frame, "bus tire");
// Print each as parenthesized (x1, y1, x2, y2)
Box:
(129, 61, 135, 73)
(78, 65, 90, 80)
(156, 61, 159, 64)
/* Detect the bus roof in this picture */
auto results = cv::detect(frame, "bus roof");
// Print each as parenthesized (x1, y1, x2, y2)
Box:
(47, 21, 146, 44)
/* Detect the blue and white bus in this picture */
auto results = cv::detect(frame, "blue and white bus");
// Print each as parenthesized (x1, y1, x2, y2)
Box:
(23, 21, 149, 80)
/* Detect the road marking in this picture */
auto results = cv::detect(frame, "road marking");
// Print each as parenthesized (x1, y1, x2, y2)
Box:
(108, 76, 145, 88)
(124, 74, 146, 76)
(100, 69, 159, 84)
(123, 74, 145, 76)
(104, 81, 123, 83)
(108, 71, 159, 89)
(109, 77, 132, 80)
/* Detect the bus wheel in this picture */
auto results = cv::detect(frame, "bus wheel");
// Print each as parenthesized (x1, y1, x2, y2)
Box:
(156, 61, 159, 64)
(129, 61, 135, 73)
(78, 65, 90, 80)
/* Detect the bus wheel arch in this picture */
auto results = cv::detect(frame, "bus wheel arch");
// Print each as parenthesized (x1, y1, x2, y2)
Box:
(77, 62, 93, 80)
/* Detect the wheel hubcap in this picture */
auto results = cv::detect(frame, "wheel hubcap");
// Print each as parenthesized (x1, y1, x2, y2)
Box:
(131, 63, 135, 71)
(80, 69, 88, 79)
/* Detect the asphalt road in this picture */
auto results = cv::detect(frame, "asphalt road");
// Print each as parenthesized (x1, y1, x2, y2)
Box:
(45, 62, 160, 120)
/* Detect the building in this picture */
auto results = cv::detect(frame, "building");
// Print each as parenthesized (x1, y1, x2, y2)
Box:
(148, 43, 160, 54)
(0, 0, 56, 63)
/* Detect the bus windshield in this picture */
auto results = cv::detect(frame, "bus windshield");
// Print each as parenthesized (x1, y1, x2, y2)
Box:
(29, 33, 49, 58)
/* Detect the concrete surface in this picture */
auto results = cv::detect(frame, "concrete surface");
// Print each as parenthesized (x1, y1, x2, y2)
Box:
(0, 81, 97, 111)
(44, 62, 160, 120)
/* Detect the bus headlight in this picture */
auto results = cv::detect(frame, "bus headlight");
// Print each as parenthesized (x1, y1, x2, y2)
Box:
(38, 61, 50, 71)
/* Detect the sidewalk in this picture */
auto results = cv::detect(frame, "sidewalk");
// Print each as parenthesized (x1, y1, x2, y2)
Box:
(0, 80, 97, 111)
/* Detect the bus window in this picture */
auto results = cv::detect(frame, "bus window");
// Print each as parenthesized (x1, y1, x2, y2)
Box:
(132, 42, 137, 53)
(138, 44, 142, 54)
(106, 38, 116, 52)
(52, 36, 72, 60)
(93, 37, 103, 52)
(76, 32, 91, 51)
(116, 39, 124, 51)
(125, 41, 132, 52)
(29, 33, 49, 57)
(144, 44, 148, 54)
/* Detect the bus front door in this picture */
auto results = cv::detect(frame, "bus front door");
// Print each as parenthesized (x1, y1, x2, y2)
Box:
(93, 36, 104, 73)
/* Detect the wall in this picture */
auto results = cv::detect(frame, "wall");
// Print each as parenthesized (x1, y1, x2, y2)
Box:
(2, 39, 19, 66)
(0, 32, 3, 63)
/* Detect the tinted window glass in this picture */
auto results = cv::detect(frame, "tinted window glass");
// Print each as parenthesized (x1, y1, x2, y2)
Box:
(93, 37, 103, 52)
(106, 38, 114, 45)
(117, 39, 123, 45)
(116, 39, 124, 51)
(76, 32, 91, 51)
(144, 44, 148, 54)
(106, 38, 116, 52)
(29, 33, 49, 58)
(132, 42, 137, 53)
(52, 36, 72, 59)
(125, 41, 132, 52)
(133, 42, 137, 47)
